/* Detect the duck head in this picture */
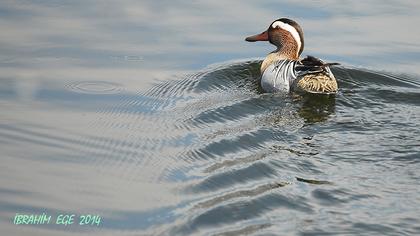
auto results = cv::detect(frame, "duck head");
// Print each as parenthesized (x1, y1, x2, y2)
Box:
(246, 18, 304, 61)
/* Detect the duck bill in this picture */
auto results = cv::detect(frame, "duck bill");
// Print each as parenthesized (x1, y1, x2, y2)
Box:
(245, 30, 269, 42)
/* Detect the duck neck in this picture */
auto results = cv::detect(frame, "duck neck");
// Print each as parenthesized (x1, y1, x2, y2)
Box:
(261, 48, 299, 73)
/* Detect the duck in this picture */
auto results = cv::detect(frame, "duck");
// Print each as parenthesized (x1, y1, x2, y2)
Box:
(245, 18, 339, 94)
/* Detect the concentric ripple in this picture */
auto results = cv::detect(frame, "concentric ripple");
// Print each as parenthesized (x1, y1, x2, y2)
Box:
(66, 81, 123, 94)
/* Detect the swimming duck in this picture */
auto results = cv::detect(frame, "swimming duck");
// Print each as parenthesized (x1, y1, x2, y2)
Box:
(246, 18, 339, 94)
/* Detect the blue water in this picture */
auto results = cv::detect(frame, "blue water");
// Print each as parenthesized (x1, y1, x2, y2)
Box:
(1, 1, 420, 235)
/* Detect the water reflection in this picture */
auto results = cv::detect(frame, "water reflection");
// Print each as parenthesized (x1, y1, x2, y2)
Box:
(297, 93, 336, 124)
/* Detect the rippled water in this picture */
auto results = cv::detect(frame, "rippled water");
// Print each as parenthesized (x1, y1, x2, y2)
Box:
(1, 1, 420, 236)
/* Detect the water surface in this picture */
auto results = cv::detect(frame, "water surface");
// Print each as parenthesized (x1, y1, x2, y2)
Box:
(1, 1, 420, 235)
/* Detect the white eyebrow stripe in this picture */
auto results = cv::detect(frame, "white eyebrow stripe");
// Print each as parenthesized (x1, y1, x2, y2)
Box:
(272, 21, 301, 54)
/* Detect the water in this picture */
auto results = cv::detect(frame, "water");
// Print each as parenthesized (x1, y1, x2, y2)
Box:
(1, 1, 420, 235)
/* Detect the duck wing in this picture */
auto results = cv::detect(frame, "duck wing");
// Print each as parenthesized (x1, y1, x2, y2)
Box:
(295, 55, 340, 75)
(292, 56, 340, 94)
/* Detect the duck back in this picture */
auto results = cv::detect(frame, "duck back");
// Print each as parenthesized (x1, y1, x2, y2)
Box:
(260, 56, 339, 94)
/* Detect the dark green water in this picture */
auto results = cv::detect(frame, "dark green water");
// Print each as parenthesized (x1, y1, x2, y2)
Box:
(1, 1, 420, 235)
